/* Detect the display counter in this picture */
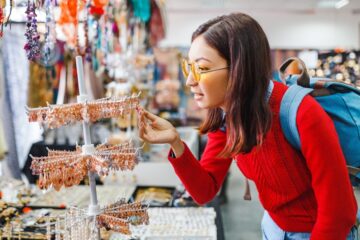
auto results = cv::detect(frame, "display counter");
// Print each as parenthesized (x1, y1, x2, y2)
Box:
(0, 184, 224, 240)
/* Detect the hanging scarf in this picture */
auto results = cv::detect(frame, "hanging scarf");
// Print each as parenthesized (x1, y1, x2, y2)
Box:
(131, 0, 150, 22)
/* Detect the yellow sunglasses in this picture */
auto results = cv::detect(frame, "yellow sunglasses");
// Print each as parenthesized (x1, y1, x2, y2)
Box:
(181, 59, 229, 82)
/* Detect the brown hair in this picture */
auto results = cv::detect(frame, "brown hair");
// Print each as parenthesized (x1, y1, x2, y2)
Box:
(193, 13, 272, 156)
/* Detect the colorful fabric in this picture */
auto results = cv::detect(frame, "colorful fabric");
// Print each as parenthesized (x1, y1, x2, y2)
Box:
(131, 0, 151, 22)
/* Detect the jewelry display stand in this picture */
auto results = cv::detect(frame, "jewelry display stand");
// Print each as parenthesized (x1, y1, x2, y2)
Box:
(76, 56, 100, 238)
(27, 56, 148, 239)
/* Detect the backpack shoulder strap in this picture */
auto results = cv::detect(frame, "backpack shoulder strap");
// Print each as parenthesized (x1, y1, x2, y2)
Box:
(279, 84, 313, 150)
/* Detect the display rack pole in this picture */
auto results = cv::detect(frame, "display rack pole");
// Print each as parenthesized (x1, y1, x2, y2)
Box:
(75, 56, 100, 238)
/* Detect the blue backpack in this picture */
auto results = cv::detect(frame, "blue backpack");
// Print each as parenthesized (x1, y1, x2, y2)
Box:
(278, 57, 360, 183)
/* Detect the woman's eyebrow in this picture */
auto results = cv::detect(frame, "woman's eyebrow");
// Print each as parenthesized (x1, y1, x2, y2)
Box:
(195, 57, 212, 63)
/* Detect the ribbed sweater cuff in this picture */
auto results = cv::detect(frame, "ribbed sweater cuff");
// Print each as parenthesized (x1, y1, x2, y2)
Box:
(168, 142, 194, 169)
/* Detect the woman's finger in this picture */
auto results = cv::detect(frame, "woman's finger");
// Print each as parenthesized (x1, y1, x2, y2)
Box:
(137, 114, 143, 128)
(139, 120, 149, 137)
(139, 113, 151, 129)
(144, 130, 158, 143)
(140, 112, 147, 124)
(144, 111, 158, 121)
(139, 125, 145, 139)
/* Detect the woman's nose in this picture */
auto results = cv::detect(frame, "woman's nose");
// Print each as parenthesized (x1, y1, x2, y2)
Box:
(185, 73, 198, 87)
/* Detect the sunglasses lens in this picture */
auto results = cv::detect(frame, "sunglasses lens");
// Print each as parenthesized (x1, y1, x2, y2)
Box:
(181, 59, 201, 82)
(181, 59, 190, 78)
(191, 63, 201, 82)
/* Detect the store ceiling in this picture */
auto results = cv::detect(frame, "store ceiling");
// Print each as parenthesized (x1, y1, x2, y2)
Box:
(11, 0, 360, 14)
(166, 0, 360, 14)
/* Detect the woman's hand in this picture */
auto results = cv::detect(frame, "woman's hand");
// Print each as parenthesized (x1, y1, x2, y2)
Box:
(138, 110, 178, 144)
(138, 110, 184, 156)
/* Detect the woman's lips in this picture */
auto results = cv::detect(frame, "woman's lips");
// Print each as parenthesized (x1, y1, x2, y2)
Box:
(194, 93, 204, 100)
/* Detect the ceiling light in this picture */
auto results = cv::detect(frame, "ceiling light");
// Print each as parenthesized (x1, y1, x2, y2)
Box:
(335, 0, 349, 9)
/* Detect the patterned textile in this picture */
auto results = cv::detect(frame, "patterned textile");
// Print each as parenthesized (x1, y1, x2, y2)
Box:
(2, 25, 42, 177)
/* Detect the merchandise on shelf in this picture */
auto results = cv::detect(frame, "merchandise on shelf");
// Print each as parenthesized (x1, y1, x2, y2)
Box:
(272, 49, 360, 88)
(309, 50, 360, 88)
(111, 207, 217, 240)
(30, 185, 136, 208)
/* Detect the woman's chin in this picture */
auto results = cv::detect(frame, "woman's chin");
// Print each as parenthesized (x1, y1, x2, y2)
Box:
(195, 100, 210, 109)
(195, 101, 205, 108)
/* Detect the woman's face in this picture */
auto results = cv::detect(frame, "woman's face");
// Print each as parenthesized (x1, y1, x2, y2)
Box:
(186, 35, 229, 110)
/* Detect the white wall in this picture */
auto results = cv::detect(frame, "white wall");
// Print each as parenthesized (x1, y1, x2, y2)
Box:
(159, 9, 360, 50)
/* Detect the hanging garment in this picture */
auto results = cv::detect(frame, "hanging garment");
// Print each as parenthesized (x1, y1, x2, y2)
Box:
(131, 0, 151, 22)
(0, 42, 8, 160)
(2, 25, 42, 177)
(155, 0, 167, 36)
(27, 62, 55, 107)
(84, 60, 104, 100)
(0, 119, 7, 160)
(149, 0, 165, 46)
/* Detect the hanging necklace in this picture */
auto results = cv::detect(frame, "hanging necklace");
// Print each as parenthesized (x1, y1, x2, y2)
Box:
(24, 0, 40, 61)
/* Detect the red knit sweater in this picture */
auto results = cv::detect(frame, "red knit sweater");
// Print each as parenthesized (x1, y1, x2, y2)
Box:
(168, 81, 357, 240)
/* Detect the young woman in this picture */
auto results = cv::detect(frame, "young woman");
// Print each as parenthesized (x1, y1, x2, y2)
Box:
(138, 13, 357, 240)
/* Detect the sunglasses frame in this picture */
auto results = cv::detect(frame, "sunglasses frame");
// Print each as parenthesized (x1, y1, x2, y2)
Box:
(181, 59, 229, 82)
